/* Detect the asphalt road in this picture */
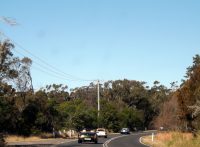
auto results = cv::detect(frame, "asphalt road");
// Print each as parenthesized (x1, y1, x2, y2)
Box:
(56, 135, 117, 147)
(106, 132, 150, 147)
(7, 131, 152, 147)
(56, 132, 151, 147)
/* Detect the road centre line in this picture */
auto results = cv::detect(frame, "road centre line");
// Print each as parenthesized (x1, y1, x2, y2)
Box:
(103, 132, 151, 147)
(103, 135, 126, 147)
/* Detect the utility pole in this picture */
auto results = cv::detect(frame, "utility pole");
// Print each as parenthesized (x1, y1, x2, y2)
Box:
(97, 80, 100, 117)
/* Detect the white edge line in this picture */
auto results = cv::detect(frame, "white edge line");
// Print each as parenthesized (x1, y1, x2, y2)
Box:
(103, 132, 154, 147)
(103, 135, 126, 147)
(139, 136, 151, 147)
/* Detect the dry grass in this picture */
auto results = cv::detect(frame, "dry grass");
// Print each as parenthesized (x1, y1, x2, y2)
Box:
(142, 134, 166, 147)
(5, 135, 43, 143)
(141, 131, 199, 147)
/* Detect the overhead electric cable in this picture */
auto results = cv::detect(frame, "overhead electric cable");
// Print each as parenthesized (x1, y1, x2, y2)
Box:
(1, 32, 94, 82)
(13, 48, 81, 81)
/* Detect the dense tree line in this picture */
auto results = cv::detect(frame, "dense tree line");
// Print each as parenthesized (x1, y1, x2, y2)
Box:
(0, 39, 170, 136)
(154, 55, 200, 133)
(4, 38, 198, 141)
(176, 55, 200, 131)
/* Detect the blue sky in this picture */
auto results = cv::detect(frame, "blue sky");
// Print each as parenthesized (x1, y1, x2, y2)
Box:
(0, 0, 200, 89)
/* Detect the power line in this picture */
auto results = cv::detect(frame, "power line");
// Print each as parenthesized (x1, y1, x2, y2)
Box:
(13, 48, 81, 81)
(1, 32, 94, 82)
(32, 65, 79, 81)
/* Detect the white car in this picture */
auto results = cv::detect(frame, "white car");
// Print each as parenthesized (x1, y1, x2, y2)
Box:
(96, 128, 107, 138)
(120, 128, 130, 134)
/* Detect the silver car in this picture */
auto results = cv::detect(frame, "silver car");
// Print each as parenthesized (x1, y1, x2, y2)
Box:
(120, 128, 130, 134)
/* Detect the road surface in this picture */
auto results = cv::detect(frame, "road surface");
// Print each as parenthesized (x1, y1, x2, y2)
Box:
(56, 132, 151, 147)
(7, 131, 152, 147)
(105, 132, 150, 147)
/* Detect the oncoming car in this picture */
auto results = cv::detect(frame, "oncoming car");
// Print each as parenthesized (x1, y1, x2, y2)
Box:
(96, 128, 107, 138)
(78, 132, 98, 144)
(120, 128, 130, 134)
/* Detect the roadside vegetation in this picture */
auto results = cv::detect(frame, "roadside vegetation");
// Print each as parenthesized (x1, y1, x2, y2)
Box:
(141, 54, 200, 147)
(0, 39, 173, 140)
(5, 135, 42, 143)
(1, 38, 200, 146)
(142, 131, 200, 147)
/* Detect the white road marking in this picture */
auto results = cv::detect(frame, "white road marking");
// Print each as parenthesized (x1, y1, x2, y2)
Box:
(139, 136, 150, 147)
(103, 132, 153, 147)
(103, 135, 126, 147)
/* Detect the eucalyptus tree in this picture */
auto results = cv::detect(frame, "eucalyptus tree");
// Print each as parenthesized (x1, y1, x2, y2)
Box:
(0, 40, 19, 134)
(10, 57, 33, 111)
(45, 84, 69, 102)
(70, 82, 98, 107)
(177, 54, 200, 130)
(0, 40, 17, 82)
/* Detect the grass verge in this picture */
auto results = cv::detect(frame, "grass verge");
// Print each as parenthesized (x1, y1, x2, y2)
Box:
(141, 131, 200, 147)
(5, 135, 44, 143)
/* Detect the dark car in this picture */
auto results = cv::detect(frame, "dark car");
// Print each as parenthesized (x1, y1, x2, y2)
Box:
(78, 132, 98, 144)
(120, 128, 130, 134)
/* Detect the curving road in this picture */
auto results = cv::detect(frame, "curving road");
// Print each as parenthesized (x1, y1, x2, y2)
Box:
(7, 131, 152, 147)
(56, 135, 116, 147)
(56, 132, 152, 147)
(104, 132, 150, 147)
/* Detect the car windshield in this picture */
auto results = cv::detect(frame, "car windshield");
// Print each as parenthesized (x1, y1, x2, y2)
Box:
(97, 129, 105, 131)
(80, 132, 95, 136)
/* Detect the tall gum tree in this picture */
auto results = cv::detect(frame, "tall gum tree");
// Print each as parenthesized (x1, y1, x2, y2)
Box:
(177, 54, 200, 130)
